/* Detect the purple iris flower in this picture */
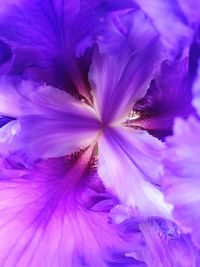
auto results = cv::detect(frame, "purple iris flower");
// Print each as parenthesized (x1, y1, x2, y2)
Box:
(0, 0, 200, 266)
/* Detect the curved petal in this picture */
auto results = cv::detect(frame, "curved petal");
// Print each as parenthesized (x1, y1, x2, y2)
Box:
(133, 0, 194, 59)
(0, 116, 15, 128)
(139, 218, 198, 267)
(98, 126, 172, 219)
(89, 10, 163, 124)
(0, 77, 97, 118)
(188, 28, 200, 81)
(133, 58, 194, 138)
(0, 39, 13, 74)
(0, 78, 100, 164)
(0, 0, 108, 99)
(0, 151, 146, 267)
(0, 1, 141, 100)
(0, 117, 100, 165)
(192, 63, 200, 116)
(162, 116, 200, 247)
(178, 0, 200, 23)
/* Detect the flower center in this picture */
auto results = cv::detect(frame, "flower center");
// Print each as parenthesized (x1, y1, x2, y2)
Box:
(128, 111, 141, 120)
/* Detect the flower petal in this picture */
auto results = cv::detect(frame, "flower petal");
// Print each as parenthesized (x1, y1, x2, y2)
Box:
(0, 77, 97, 118)
(162, 116, 200, 247)
(0, 1, 140, 101)
(0, 151, 146, 267)
(133, 0, 194, 58)
(0, 78, 100, 164)
(133, 58, 194, 138)
(0, 39, 13, 74)
(98, 126, 172, 219)
(0, 117, 100, 165)
(192, 63, 200, 116)
(0, 0, 107, 99)
(139, 218, 199, 267)
(178, 0, 200, 23)
(89, 10, 162, 124)
(0, 116, 15, 128)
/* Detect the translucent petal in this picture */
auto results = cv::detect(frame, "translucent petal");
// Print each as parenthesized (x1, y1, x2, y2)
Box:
(133, 0, 194, 58)
(162, 116, 200, 247)
(89, 10, 162, 124)
(98, 126, 172, 219)
(0, 78, 100, 164)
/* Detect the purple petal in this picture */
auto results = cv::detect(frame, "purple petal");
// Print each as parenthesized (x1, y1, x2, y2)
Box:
(0, 0, 107, 99)
(162, 116, 200, 247)
(133, 58, 195, 138)
(178, 0, 200, 23)
(0, 39, 13, 74)
(89, 10, 163, 124)
(0, 78, 100, 164)
(0, 1, 141, 101)
(192, 63, 200, 115)
(133, 0, 195, 58)
(98, 126, 172, 219)
(0, 116, 15, 128)
(0, 77, 97, 118)
(139, 218, 199, 267)
(188, 31, 200, 81)
(0, 150, 146, 267)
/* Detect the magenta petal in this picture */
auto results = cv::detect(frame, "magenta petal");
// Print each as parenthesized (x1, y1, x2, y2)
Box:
(162, 116, 200, 247)
(89, 10, 162, 124)
(98, 126, 172, 219)
(0, 153, 145, 267)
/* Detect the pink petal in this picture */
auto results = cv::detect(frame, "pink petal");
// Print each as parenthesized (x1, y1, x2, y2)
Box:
(0, 151, 145, 266)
